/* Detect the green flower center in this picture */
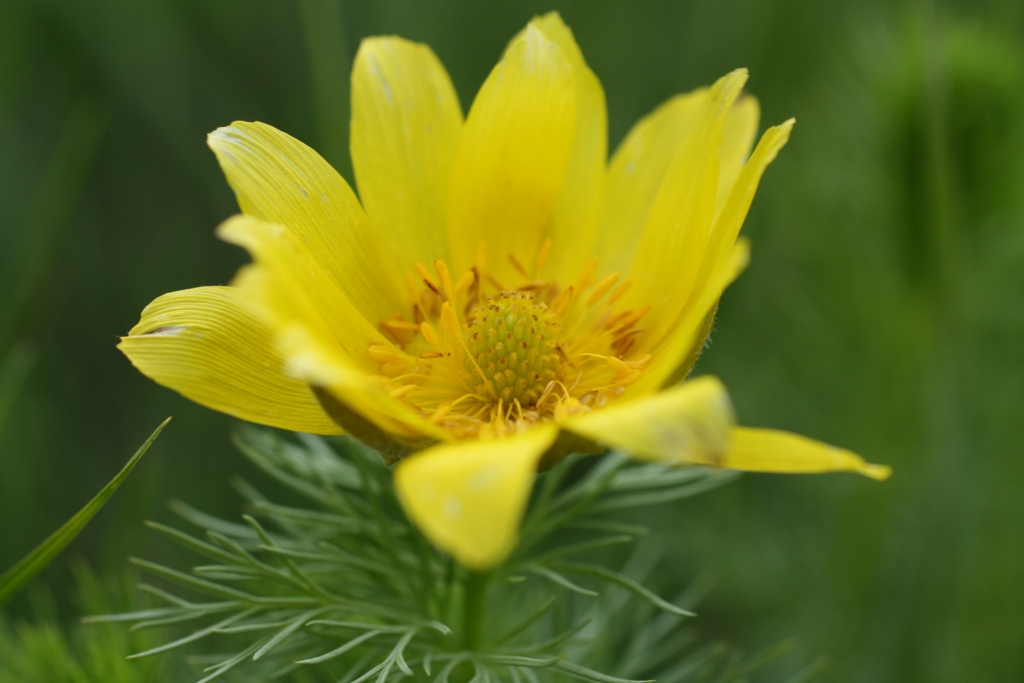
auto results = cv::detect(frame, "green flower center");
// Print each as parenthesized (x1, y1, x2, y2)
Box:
(462, 291, 564, 406)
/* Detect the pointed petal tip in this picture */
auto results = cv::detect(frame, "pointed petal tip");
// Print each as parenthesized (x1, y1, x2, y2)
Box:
(206, 124, 239, 146)
(531, 10, 567, 29)
(859, 462, 893, 481)
(776, 117, 796, 137)
(723, 67, 750, 87)
(206, 121, 267, 151)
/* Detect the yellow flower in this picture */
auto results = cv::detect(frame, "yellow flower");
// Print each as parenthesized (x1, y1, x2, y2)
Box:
(120, 13, 890, 570)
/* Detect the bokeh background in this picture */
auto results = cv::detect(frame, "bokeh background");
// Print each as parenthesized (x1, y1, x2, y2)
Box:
(2, 0, 1022, 681)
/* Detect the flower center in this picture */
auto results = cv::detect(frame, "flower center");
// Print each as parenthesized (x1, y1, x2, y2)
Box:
(462, 292, 563, 406)
(368, 243, 653, 439)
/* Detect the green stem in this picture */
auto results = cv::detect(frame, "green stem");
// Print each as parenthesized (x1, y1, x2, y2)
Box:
(462, 570, 489, 651)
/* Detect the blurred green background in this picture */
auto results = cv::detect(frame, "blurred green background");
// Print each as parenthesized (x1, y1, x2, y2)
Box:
(2, 0, 1022, 680)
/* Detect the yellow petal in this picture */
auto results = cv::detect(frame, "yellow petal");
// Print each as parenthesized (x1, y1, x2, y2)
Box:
(218, 215, 448, 443)
(715, 95, 759, 219)
(394, 425, 559, 570)
(598, 88, 707, 275)
(218, 215, 383, 374)
(118, 286, 341, 435)
(208, 121, 407, 324)
(527, 13, 608, 279)
(625, 69, 748, 349)
(351, 37, 463, 269)
(565, 376, 734, 465)
(724, 427, 892, 480)
(641, 121, 793, 391)
(644, 238, 750, 390)
(700, 119, 794, 293)
(447, 24, 576, 280)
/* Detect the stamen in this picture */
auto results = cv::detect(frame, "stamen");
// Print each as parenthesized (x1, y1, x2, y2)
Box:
(434, 260, 457, 303)
(381, 359, 411, 376)
(420, 321, 441, 347)
(508, 252, 530, 279)
(612, 304, 651, 333)
(383, 319, 420, 332)
(586, 272, 621, 306)
(454, 270, 475, 297)
(577, 258, 599, 289)
(607, 279, 633, 304)
(368, 344, 402, 362)
(552, 286, 576, 315)
(415, 262, 439, 292)
(370, 242, 653, 440)
(536, 238, 552, 273)
(429, 402, 454, 423)
(476, 242, 488, 274)
(388, 385, 418, 399)
(404, 273, 423, 307)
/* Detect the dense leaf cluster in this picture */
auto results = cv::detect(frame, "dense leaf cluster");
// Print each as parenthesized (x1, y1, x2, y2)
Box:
(85, 429, 793, 683)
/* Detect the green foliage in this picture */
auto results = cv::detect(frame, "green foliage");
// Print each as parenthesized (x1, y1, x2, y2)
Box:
(0, 566, 175, 683)
(93, 429, 796, 683)
(0, 418, 169, 606)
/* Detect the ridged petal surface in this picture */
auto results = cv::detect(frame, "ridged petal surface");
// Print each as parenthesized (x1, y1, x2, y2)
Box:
(351, 37, 463, 270)
(119, 286, 340, 434)
(447, 24, 576, 280)
(208, 121, 406, 325)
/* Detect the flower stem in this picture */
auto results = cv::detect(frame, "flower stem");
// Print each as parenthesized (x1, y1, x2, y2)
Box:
(462, 570, 489, 651)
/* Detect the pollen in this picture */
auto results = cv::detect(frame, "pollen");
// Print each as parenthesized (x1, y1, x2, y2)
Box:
(462, 291, 563, 405)
(368, 247, 653, 439)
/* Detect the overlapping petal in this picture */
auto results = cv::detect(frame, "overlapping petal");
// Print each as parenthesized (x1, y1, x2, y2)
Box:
(624, 69, 747, 349)
(351, 37, 463, 270)
(447, 24, 576, 280)
(565, 376, 733, 465)
(527, 13, 608, 279)
(208, 121, 407, 324)
(598, 89, 708, 275)
(394, 425, 560, 569)
(644, 119, 795, 389)
(218, 215, 449, 444)
(716, 95, 760, 219)
(119, 286, 340, 434)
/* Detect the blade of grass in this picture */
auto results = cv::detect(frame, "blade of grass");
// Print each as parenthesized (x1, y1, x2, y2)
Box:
(0, 417, 170, 605)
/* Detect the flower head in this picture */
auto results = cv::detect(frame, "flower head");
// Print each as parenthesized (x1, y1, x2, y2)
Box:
(120, 13, 890, 569)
